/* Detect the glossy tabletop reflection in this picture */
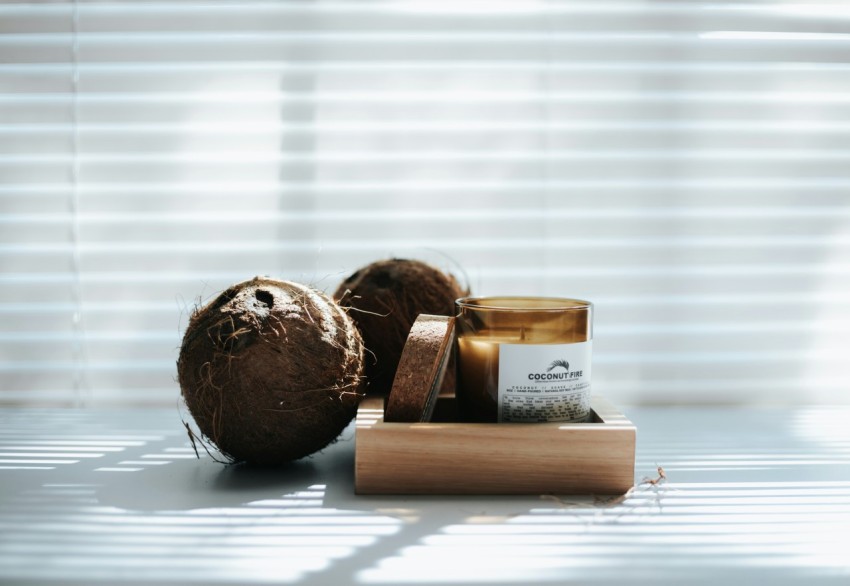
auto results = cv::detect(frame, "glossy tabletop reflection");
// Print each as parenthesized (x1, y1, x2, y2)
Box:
(1, 406, 849, 585)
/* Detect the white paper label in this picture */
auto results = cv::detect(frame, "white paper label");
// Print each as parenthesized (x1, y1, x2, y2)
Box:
(497, 341, 592, 423)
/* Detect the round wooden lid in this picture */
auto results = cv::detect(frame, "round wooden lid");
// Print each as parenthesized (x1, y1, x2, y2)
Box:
(385, 314, 455, 423)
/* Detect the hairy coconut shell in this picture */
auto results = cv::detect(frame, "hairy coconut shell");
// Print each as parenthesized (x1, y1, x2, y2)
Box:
(334, 258, 467, 395)
(177, 277, 365, 465)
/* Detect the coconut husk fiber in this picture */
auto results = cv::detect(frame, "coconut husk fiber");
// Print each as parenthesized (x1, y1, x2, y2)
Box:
(334, 258, 467, 396)
(177, 277, 365, 465)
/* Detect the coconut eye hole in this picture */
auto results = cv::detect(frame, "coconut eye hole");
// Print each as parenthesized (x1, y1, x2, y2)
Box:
(370, 270, 394, 289)
(255, 289, 274, 309)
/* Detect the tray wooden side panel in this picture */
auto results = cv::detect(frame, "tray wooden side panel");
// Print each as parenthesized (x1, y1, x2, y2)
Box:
(355, 396, 636, 495)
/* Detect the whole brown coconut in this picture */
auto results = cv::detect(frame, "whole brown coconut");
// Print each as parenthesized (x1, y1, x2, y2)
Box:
(334, 258, 467, 395)
(177, 277, 365, 465)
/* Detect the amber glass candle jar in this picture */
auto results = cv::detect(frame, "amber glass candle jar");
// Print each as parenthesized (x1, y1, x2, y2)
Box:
(455, 296, 593, 423)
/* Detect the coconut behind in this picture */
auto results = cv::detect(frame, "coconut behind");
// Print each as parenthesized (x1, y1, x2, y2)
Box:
(177, 277, 365, 465)
(334, 258, 467, 395)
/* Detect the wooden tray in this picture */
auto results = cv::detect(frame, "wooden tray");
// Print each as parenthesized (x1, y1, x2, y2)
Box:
(354, 395, 636, 495)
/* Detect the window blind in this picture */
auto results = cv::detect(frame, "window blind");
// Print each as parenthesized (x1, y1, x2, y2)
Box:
(1, 1, 849, 406)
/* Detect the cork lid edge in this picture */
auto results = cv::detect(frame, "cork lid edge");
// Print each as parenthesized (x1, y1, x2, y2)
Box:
(384, 314, 456, 423)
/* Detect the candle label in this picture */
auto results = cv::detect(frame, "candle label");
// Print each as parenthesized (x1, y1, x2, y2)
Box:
(497, 341, 592, 423)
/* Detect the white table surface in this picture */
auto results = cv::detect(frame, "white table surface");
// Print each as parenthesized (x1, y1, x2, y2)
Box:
(1, 405, 849, 585)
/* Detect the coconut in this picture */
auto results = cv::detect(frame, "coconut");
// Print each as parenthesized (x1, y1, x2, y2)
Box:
(334, 258, 467, 395)
(177, 277, 365, 465)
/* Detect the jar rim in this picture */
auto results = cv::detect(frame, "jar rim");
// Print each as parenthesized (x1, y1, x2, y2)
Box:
(456, 296, 592, 312)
